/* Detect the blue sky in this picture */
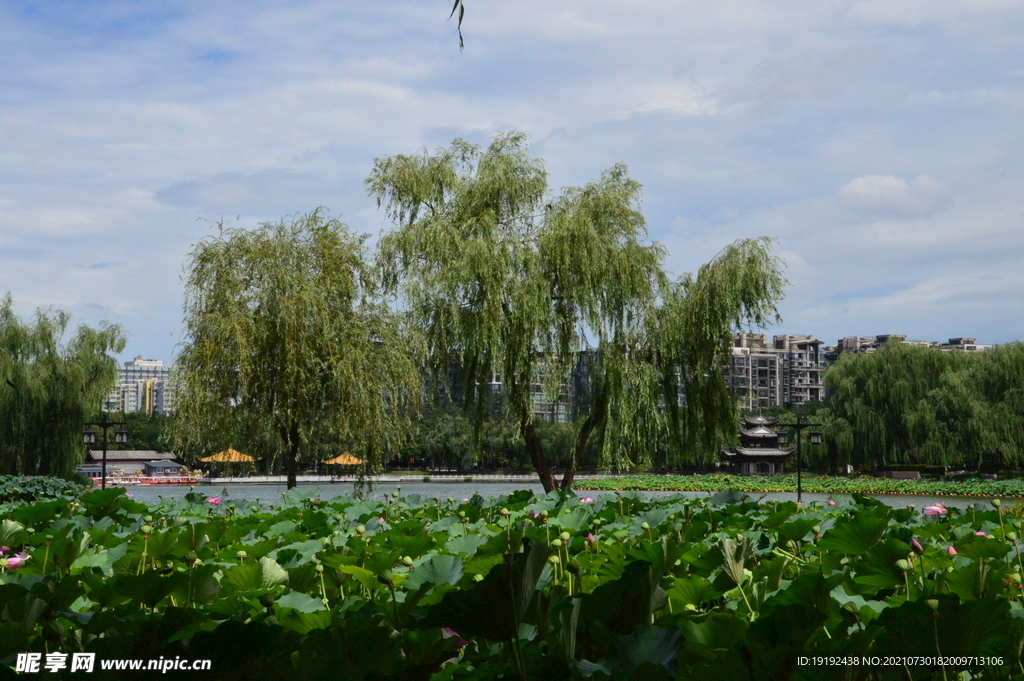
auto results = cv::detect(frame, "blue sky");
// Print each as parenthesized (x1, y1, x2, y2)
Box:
(2, 0, 1023, 363)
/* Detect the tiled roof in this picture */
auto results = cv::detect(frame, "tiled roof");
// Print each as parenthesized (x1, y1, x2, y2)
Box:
(88, 450, 177, 461)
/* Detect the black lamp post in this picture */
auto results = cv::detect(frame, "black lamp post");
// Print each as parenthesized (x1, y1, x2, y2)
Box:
(83, 418, 128, 490)
(777, 414, 822, 503)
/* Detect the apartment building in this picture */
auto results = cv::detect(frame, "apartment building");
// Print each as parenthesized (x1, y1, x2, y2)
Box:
(103, 356, 176, 415)
(727, 334, 826, 410)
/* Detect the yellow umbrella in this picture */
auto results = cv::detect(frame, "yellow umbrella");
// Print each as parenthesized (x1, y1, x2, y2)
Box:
(200, 447, 257, 463)
(323, 453, 364, 465)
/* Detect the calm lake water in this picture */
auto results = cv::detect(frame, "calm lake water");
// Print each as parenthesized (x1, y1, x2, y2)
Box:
(118, 480, 995, 510)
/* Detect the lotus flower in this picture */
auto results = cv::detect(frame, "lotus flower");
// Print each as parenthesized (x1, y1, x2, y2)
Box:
(586, 532, 596, 547)
(581, 497, 595, 504)
(527, 511, 541, 519)
(443, 627, 471, 647)
(3, 551, 29, 571)
(124, 493, 134, 499)
(828, 500, 836, 506)
(911, 538, 923, 555)
(206, 497, 221, 506)
(0, 546, 9, 555)
(461, 498, 469, 502)
(976, 531, 987, 536)
(923, 503, 948, 518)
(947, 545, 957, 556)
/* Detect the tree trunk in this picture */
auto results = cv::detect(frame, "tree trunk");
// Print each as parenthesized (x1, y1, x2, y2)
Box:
(560, 376, 609, 490)
(287, 422, 300, 489)
(521, 417, 556, 493)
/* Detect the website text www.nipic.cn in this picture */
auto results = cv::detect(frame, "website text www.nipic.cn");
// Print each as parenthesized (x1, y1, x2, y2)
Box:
(15, 653, 212, 674)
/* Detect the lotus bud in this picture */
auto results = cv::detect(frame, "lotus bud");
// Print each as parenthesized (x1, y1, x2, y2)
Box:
(911, 538, 924, 555)
(402, 556, 414, 567)
(552, 539, 563, 548)
(236, 550, 248, 560)
(356, 525, 366, 534)
(586, 533, 596, 547)
(947, 546, 957, 556)
(473, 573, 484, 582)
(559, 532, 571, 541)
(895, 559, 911, 572)
(140, 525, 153, 535)
(641, 522, 650, 530)
(377, 569, 394, 587)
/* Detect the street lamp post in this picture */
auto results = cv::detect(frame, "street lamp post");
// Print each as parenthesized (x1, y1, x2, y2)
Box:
(83, 419, 128, 490)
(778, 414, 822, 503)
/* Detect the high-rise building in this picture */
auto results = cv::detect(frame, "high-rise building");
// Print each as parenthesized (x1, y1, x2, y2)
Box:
(103, 356, 176, 415)
(727, 334, 826, 410)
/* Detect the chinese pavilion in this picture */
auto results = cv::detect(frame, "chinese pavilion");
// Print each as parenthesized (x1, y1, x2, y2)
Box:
(720, 413, 795, 476)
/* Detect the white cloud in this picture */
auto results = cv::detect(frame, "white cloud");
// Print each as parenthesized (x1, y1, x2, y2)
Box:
(2, 0, 1024, 361)
(837, 175, 953, 217)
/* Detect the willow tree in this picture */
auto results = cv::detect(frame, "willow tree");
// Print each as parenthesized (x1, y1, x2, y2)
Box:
(0, 294, 125, 477)
(370, 132, 787, 491)
(172, 211, 422, 488)
(824, 341, 1024, 471)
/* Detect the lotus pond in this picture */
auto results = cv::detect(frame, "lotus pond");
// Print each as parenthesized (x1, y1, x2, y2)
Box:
(577, 473, 1024, 499)
(1, 486, 1022, 680)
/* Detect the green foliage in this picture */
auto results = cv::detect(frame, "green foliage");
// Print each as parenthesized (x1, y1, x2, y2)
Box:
(577, 473, 1024, 497)
(823, 341, 1024, 470)
(0, 294, 125, 478)
(172, 211, 423, 487)
(0, 475, 85, 504)
(371, 132, 786, 491)
(0, 488, 1020, 678)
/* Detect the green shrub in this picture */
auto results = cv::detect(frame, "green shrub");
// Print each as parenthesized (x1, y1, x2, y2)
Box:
(0, 475, 85, 504)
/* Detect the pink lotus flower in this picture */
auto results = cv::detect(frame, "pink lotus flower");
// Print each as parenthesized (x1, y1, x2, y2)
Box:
(527, 511, 541, 519)
(443, 627, 471, 647)
(461, 498, 469, 502)
(379, 517, 386, 524)
(581, 497, 595, 504)
(923, 503, 948, 518)
(586, 533, 596, 547)
(206, 497, 221, 506)
(0, 546, 9, 555)
(947, 545, 957, 556)
(124, 493, 134, 498)
(911, 538, 923, 555)
(3, 551, 30, 571)
(828, 500, 836, 506)
(976, 531, 987, 536)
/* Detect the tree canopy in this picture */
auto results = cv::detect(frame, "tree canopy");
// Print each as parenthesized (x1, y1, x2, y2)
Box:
(822, 341, 1024, 471)
(0, 294, 125, 478)
(370, 132, 787, 491)
(171, 211, 423, 488)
